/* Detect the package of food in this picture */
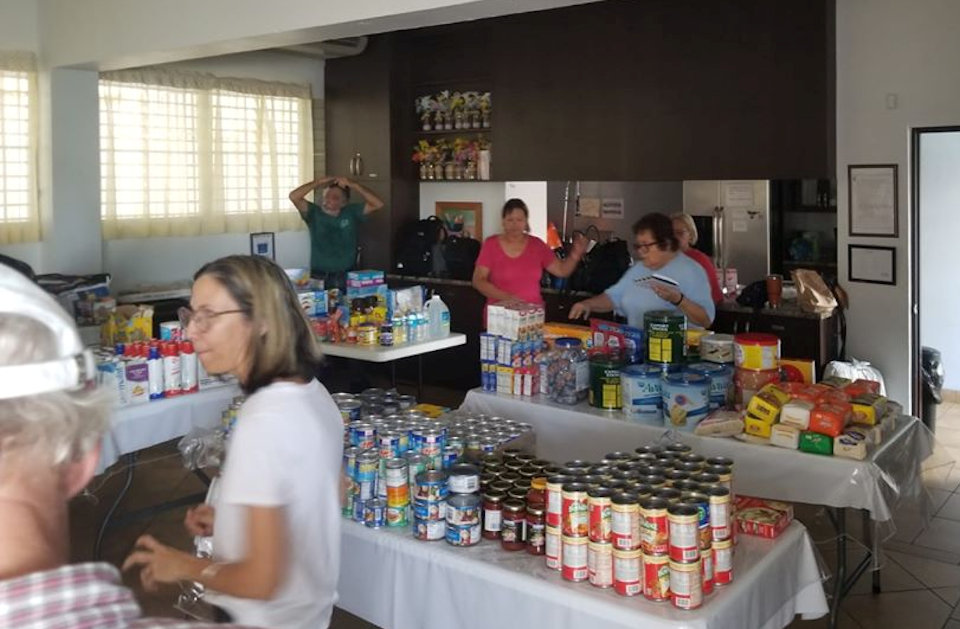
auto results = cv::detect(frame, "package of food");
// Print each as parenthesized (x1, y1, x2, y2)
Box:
(846, 424, 883, 446)
(734, 368, 780, 409)
(820, 376, 852, 389)
(817, 387, 851, 406)
(590, 319, 644, 364)
(744, 414, 774, 439)
(745, 383, 791, 422)
(850, 393, 887, 426)
(701, 334, 735, 364)
(780, 399, 815, 430)
(770, 423, 801, 449)
(844, 379, 881, 398)
(543, 323, 593, 349)
(809, 402, 852, 438)
(834, 431, 868, 460)
(799, 431, 834, 456)
(780, 358, 817, 384)
(693, 410, 745, 437)
(101, 305, 154, 346)
(346, 269, 385, 288)
(735, 497, 794, 539)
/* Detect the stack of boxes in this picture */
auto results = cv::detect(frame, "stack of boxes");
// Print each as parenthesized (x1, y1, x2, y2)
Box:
(479, 301, 545, 396)
(344, 270, 389, 328)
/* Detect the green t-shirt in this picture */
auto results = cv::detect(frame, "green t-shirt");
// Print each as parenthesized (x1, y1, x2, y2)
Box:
(304, 201, 366, 273)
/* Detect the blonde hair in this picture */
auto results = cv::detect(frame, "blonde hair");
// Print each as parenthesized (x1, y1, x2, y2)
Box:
(671, 213, 699, 247)
(194, 256, 320, 395)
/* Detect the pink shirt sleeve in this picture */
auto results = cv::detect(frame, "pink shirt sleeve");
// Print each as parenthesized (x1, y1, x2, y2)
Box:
(532, 236, 556, 269)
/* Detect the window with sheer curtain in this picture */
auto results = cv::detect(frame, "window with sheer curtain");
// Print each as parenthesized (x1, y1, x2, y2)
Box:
(0, 52, 39, 244)
(99, 69, 312, 239)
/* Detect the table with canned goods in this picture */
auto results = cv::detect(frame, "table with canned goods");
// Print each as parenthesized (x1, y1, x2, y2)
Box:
(338, 518, 826, 629)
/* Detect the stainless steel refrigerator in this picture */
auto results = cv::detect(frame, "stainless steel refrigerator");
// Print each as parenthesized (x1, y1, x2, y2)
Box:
(682, 180, 770, 289)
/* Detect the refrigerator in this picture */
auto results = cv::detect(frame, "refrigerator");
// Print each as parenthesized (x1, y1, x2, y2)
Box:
(682, 180, 770, 289)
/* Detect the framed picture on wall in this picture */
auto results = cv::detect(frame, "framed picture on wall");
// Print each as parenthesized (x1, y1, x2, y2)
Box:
(848, 164, 898, 237)
(848, 244, 896, 285)
(250, 232, 276, 260)
(436, 201, 483, 240)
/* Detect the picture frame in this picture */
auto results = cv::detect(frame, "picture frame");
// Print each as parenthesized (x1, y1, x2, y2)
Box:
(250, 232, 276, 260)
(848, 164, 898, 237)
(435, 201, 483, 240)
(848, 244, 896, 285)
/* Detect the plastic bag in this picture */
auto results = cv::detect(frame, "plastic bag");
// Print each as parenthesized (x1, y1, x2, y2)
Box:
(790, 269, 837, 315)
(178, 426, 225, 470)
(823, 358, 887, 395)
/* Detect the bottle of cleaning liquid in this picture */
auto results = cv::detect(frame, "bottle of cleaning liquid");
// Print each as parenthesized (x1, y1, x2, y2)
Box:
(425, 293, 451, 339)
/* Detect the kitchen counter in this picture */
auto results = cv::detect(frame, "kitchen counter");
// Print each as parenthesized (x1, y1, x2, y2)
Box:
(716, 298, 835, 320)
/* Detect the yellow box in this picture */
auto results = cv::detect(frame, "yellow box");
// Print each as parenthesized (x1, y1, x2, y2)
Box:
(850, 393, 886, 426)
(780, 358, 817, 384)
(543, 323, 592, 348)
(744, 414, 774, 439)
(746, 385, 790, 423)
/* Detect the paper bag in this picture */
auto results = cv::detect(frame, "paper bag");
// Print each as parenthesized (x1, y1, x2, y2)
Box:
(790, 269, 837, 315)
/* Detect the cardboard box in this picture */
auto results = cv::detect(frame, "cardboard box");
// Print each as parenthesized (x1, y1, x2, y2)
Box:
(735, 497, 794, 539)
(589, 319, 644, 364)
(780, 358, 817, 384)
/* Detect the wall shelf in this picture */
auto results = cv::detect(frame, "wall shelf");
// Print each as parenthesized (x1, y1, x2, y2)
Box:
(416, 128, 492, 135)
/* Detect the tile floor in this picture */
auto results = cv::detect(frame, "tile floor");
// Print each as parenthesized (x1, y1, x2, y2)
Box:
(67, 393, 960, 628)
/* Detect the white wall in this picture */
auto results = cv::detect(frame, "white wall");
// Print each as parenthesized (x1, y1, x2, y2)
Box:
(418, 181, 549, 243)
(919, 131, 960, 390)
(0, 0, 39, 52)
(836, 0, 960, 412)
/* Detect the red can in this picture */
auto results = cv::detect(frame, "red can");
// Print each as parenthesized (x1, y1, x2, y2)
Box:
(667, 504, 700, 563)
(643, 552, 670, 602)
(588, 541, 613, 588)
(640, 497, 670, 555)
(708, 486, 732, 542)
(545, 526, 562, 570)
(701, 548, 714, 595)
(561, 482, 589, 538)
(562, 536, 588, 582)
(588, 487, 613, 543)
(546, 474, 571, 529)
(670, 559, 703, 610)
(611, 492, 640, 550)
(714, 538, 734, 585)
(613, 548, 642, 596)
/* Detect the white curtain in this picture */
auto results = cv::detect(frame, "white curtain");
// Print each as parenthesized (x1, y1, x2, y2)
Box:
(0, 52, 39, 244)
(100, 68, 312, 239)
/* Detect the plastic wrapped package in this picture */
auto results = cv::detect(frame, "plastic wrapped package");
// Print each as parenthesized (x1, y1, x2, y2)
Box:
(178, 426, 225, 470)
(823, 358, 887, 396)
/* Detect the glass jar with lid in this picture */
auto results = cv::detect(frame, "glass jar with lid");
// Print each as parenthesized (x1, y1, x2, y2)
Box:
(547, 337, 589, 405)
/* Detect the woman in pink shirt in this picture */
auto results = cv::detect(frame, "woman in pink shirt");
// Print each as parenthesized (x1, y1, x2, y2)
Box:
(472, 198, 585, 306)
(672, 213, 723, 304)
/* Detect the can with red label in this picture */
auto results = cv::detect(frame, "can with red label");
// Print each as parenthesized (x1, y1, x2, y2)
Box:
(546, 475, 572, 529)
(714, 538, 734, 585)
(670, 559, 703, 610)
(611, 492, 640, 550)
(562, 535, 589, 582)
(668, 504, 700, 562)
(613, 548, 642, 596)
(588, 541, 613, 588)
(707, 486, 732, 542)
(545, 525, 563, 570)
(643, 552, 670, 602)
(640, 497, 670, 555)
(588, 487, 613, 543)
(701, 548, 715, 595)
(562, 482, 589, 538)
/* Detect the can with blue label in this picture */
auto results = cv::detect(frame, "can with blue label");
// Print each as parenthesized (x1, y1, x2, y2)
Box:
(350, 422, 377, 450)
(685, 363, 734, 410)
(446, 521, 482, 546)
(661, 372, 710, 431)
(413, 497, 446, 521)
(441, 446, 459, 469)
(620, 364, 664, 419)
(364, 498, 386, 528)
(415, 469, 449, 501)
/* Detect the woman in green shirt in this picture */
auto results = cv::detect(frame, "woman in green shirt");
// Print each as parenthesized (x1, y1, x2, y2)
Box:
(289, 176, 385, 291)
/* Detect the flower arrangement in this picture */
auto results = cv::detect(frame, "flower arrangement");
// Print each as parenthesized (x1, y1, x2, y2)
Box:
(415, 90, 492, 131)
(412, 136, 491, 180)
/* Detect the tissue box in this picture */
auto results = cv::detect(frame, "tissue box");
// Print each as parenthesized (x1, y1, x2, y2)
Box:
(346, 269, 384, 288)
(735, 497, 794, 539)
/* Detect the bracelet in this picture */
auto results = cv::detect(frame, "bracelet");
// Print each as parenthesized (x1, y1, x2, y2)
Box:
(673, 294, 684, 307)
(200, 561, 226, 581)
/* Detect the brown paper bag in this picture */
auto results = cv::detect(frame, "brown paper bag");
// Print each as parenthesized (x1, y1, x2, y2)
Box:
(790, 269, 837, 315)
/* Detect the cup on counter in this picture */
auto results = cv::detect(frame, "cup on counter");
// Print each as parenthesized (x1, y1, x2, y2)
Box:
(765, 274, 783, 308)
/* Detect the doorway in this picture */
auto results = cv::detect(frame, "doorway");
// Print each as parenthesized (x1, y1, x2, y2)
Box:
(911, 126, 960, 416)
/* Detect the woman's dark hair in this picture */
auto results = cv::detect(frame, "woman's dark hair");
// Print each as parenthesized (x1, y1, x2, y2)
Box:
(194, 255, 320, 395)
(502, 198, 529, 219)
(632, 213, 679, 252)
(327, 182, 351, 200)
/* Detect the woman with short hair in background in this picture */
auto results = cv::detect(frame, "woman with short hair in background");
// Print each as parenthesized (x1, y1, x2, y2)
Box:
(672, 212, 723, 304)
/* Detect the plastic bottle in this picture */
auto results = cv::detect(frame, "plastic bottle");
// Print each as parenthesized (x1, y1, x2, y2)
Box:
(425, 293, 451, 339)
(162, 342, 182, 397)
(180, 340, 198, 394)
(147, 343, 164, 400)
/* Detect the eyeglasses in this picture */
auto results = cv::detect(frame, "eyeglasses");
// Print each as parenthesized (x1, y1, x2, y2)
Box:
(634, 241, 660, 253)
(178, 306, 245, 334)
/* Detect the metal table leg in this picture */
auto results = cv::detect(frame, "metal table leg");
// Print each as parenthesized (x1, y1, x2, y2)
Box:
(830, 507, 846, 629)
(863, 509, 881, 593)
(417, 354, 423, 401)
(94, 452, 137, 560)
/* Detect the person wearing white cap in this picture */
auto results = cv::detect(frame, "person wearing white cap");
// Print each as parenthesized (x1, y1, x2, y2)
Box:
(0, 266, 252, 628)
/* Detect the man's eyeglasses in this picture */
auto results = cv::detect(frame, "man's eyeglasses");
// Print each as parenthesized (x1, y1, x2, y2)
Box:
(634, 241, 660, 253)
(178, 306, 245, 334)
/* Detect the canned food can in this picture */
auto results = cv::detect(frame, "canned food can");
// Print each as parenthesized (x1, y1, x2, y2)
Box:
(364, 498, 386, 528)
(668, 504, 700, 563)
(562, 536, 589, 582)
(378, 431, 402, 462)
(701, 548, 715, 595)
(670, 559, 703, 610)
(613, 548, 642, 596)
(406, 453, 429, 490)
(588, 487, 613, 543)
(643, 553, 671, 602)
(441, 446, 459, 469)
(413, 516, 446, 541)
(640, 497, 670, 555)
(415, 470, 449, 501)
(546, 475, 572, 529)
(379, 324, 393, 347)
(611, 493, 641, 551)
(681, 492, 711, 551)
(351, 496, 364, 522)
(385, 459, 410, 508)
(386, 505, 409, 528)
(446, 493, 481, 526)
(350, 423, 377, 450)
(339, 400, 363, 423)
(445, 522, 481, 546)
(545, 526, 563, 570)
(708, 486, 732, 541)
(714, 538, 734, 585)
(448, 464, 481, 494)
(562, 482, 590, 537)
(588, 541, 613, 588)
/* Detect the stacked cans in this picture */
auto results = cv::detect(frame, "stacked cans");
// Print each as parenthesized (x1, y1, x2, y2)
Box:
(478, 449, 551, 554)
(445, 463, 482, 546)
(413, 469, 448, 541)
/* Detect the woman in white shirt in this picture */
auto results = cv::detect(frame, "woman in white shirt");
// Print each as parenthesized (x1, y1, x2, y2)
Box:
(124, 255, 343, 629)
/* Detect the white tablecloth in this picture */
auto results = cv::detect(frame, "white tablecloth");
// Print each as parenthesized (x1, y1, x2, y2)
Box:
(97, 384, 240, 474)
(462, 390, 934, 522)
(339, 520, 827, 629)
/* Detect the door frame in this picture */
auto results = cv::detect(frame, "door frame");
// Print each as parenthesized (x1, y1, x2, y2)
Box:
(910, 125, 960, 415)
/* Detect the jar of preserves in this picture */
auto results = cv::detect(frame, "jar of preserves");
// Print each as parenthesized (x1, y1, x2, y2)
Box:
(526, 503, 546, 555)
(547, 338, 589, 405)
(526, 477, 547, 506)
(501, 499, 527, 551)
(482, 490, 506, 540)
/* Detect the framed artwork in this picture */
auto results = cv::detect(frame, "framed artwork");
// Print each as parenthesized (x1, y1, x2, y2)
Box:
(435, 201, 483, 240)
(250, 232, 276, 260)
(848, 164, 898, 237)
(848, 244, 896, 285)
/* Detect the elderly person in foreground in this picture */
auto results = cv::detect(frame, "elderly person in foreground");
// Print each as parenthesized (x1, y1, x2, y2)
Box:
(0, 266, 251, 627)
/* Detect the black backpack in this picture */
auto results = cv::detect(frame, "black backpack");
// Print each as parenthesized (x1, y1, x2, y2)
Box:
(441, 236, 481, 280)
(394, 216, 447, 277)
(570, 234, 632, 295)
